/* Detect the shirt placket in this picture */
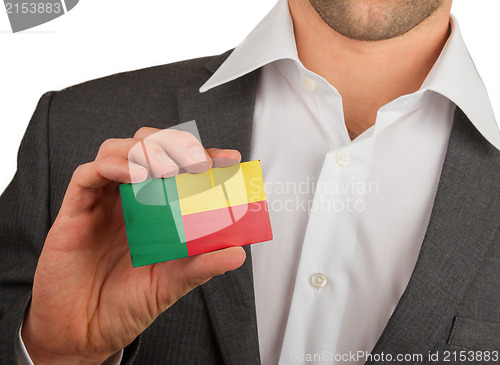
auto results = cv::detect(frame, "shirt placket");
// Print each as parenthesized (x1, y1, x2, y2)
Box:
(278, 74, 375, 363)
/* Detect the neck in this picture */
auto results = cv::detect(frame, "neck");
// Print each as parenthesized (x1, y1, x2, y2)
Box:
(288, 0, 452, 140)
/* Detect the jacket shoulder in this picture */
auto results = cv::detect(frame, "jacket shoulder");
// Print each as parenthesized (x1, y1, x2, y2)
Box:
(44, 51, 232, 142)
(53, 51, 231, 106)
(41, 52, 233, 214)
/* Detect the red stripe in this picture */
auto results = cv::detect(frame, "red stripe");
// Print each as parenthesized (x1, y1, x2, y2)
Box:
(183, 200, 273, 256)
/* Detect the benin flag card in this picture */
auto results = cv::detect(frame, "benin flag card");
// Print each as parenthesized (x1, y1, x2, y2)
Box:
(119, 160, 273, 267)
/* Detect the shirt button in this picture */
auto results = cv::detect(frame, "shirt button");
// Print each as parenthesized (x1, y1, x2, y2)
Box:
(311, 273, 327, 289)
(335, 150, 349, 166)
(302, 78, 317, 92)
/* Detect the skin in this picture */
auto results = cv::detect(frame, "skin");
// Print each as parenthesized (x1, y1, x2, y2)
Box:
(23, 1, 453, 363)
(22, 129, 246, 364)
(308, 0, 445, 41)
(290, 0, 452, 139)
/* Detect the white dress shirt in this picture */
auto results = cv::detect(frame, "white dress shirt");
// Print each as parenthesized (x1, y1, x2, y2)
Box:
(201, 0, 499, 364)
(18, 0, 499, 364)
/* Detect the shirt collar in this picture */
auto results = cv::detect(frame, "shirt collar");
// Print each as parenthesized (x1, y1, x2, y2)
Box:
(200, 0, 499, 150)
(421, 16, 499, 149)
(199, 0, 297, 92)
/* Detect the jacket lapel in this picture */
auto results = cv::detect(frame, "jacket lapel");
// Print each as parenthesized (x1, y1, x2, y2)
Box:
(176, 54, 262, 364)
(175, 53, 500, 364)
(368, 108, 500, 363)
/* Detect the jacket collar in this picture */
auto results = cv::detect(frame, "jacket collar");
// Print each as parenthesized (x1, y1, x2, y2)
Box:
(176, 45, 500, 361)
(177, 67, 500, 360)
(175, 2, 500, 358)
(368, 107, 500, 362)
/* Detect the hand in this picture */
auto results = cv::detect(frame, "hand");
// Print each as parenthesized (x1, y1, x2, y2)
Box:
(21, 127, 246, 364)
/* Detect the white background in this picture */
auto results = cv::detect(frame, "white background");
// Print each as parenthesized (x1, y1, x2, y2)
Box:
(0, 0, 499, 194)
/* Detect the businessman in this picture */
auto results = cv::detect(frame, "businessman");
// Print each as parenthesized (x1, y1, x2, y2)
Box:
(1, 0, 499, 364)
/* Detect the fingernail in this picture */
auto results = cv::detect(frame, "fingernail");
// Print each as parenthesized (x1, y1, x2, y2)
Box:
(129, 163, 148, 182)
(188, 146, 207, 162)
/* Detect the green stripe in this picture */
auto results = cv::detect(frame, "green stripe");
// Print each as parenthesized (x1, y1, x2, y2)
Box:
(120, 178, 188, 267)
(163, 177, 186, 244)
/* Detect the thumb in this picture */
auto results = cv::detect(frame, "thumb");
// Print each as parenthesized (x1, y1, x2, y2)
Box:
(182, 246, 247, 287)
(155, 247, 247, 311)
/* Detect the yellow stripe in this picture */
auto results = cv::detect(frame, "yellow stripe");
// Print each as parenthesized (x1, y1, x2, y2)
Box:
(241, 160, 266, 203)
(209, 169, 215, 188)
(176, 160, 267, 216)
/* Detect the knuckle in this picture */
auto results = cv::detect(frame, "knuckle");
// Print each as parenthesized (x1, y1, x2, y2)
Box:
(180, 130, 198, 143)
(129, 138, 144, 153)
(134, 127, 156, 139)
(186, 276, 204, 290)
(168, 129, 196, 142)
(134, 127, 148, 139)
(97, 138, 118, 156)
(72, 162, 89, 180)
(129, 148, 144, 163)
(141, 139, 159, 151)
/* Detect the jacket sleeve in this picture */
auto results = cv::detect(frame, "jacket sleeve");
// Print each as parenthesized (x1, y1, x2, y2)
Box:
(0, 92, 54, 364)
(0, 92, 140, 364)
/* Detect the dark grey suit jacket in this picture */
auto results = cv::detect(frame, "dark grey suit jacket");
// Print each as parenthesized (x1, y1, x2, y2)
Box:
(1, 51, 499, 365)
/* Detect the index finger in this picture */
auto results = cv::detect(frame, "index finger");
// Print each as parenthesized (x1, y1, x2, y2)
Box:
(134, 128, 211, 173)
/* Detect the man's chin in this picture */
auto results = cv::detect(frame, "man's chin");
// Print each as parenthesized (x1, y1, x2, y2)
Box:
(309, 0, 445, 41)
